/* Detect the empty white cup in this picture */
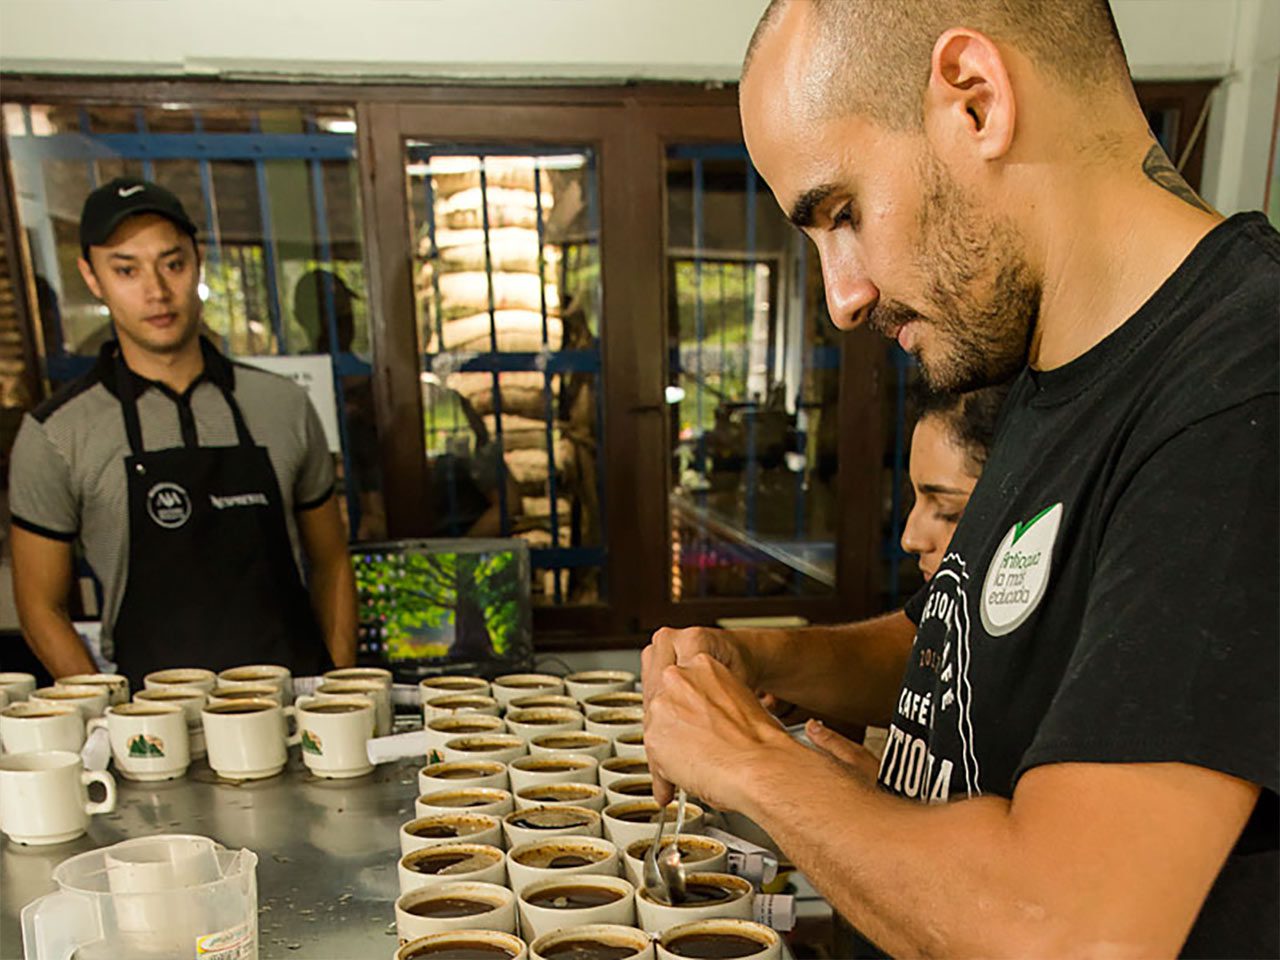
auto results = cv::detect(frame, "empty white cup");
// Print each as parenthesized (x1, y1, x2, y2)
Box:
(0, 750, 116, 844)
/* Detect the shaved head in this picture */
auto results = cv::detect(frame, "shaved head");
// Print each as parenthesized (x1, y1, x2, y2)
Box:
(745, 0, 1129, 130)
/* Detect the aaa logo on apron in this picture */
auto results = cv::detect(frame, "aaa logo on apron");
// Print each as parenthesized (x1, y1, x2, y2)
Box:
(146, 482, 192, 529)
(980, 502, 1063, 636)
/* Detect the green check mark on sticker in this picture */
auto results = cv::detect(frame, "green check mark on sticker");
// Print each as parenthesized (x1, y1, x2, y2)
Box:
(1012, 504, 1057, 545)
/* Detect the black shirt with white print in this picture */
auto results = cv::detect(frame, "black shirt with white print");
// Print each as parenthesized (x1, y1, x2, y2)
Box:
(890, 213, 1278, 958)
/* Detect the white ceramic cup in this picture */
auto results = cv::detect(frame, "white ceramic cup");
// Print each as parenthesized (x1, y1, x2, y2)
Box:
(491, 674, 565, 710)
(295, 695, 376, 778)
(395, 880, 517, 942)
(209, 683, 284, 707)
(201, 698, 299, 780)
(582, 691, 644, 714)
(0, 750, 116, 844)
(144, 668, 217, 695)
(419, 760, 509, 796)
(509, 694, 581, 714)
(515, 783, 606, 813)
(636, 872, 755, 934)
(29, 684, 109, 721)
(504, 708, 585, 742)
(504, 836, 620, 894)
(0, 672, 37, 702)
(325, 665, 394, 685)
(598, 757, 650, 790)
(564, 670, 637, 703)
(508, 754, 599, 794)
(133, 686, 209, 758)
(87, 702, 190, 781)
(530, 924, 652, 960)
(400, 813, 505, 857)
(313, 679, 393, 737)
(583, 708, 644, 742)
(415, 787, 514, 820)
(217, 664, 293, 702)
(518, 876, 637, 942)
(425, 715, 507, 756)
(604, 775, 655, 806)
(612, 732, 647, 761)
(441, 734, 527, 766)
(422, 694, 501, 722)
(398, 842, 508, 895)
(419, 676, 492, 701)
(602, 799, 706, 849)
(503, 805, 602, 849)
(58, 673, 130, 706)
(0, 702, 85, 754)
(396, 930, 528, 960)
(657, 919, 780, 960)
(528, 732, 612, 763)
(623, 834, 729, 886)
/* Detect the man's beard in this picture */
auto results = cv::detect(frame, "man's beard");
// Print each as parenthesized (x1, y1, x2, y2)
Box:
(870, 153, 1041, 394)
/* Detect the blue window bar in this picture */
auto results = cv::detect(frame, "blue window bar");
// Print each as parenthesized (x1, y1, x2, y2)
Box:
(2, 102, 377, 540)
(406, 146, 606, 608)
(665, 144, 911, 604)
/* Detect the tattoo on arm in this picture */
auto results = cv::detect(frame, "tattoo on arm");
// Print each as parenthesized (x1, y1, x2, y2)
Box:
(1142, 143, 1214, 214)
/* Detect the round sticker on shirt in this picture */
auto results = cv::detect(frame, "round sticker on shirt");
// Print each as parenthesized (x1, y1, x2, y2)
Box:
(980, 502, 1063, 636)
(146, 482, 192, 529)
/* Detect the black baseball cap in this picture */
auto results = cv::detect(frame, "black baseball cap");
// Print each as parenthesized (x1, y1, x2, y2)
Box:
(79, 177, 198, 257)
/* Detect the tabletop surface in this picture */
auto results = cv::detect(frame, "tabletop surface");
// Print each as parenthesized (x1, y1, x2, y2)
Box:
(1, 752, 419, 960)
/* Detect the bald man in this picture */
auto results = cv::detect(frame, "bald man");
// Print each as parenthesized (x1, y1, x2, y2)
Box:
(641, 1, 1278, 956)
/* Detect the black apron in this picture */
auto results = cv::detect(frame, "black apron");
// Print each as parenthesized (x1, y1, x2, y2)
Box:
(110, 353, 332, 688)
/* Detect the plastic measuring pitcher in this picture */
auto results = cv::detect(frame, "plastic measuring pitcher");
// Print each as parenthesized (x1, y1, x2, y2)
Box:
(21, 833, 258, 959)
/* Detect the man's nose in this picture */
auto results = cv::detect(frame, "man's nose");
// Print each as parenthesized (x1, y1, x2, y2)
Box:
(819, 249, 878, 331)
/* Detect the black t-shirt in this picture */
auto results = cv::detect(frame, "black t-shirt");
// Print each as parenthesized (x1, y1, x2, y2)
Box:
(891, 213, 1279, 957)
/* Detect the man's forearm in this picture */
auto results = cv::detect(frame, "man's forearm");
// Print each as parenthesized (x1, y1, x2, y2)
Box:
(311, 559, 356, 667)
(742, 611, 915, 726)
(20, 606, 95, 678)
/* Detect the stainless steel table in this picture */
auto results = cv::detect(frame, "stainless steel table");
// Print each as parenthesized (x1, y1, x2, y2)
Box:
(1, 751, 420, 960)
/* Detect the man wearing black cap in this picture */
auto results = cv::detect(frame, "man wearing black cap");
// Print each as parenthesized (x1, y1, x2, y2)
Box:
(9, 177, 357, 685)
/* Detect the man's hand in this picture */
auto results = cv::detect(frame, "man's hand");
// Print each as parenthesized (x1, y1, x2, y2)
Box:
(644, 652, 798, 809)
(642, 626, 761, 803)
(805, 718, 881, 782)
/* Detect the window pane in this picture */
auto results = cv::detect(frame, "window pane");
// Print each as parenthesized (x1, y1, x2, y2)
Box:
(406, 146, 605, 607)
(666, 146, 838, 600)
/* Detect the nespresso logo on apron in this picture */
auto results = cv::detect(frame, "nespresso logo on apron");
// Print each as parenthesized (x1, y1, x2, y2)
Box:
(209, 493, 270, 510)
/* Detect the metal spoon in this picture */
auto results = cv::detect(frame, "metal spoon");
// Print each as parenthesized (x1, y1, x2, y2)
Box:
(643, 788, 689, 905)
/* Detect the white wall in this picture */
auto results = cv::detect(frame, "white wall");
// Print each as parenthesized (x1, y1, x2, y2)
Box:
(0, 0, 1275, 212)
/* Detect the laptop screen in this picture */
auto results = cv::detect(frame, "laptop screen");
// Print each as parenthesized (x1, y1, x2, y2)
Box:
(352, 538, 533, 678)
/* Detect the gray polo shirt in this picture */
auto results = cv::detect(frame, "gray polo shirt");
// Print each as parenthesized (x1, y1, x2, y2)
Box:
(9, 339, 335, 658)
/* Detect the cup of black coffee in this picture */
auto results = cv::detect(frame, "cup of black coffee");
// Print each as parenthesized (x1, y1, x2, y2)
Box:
(396, 929, 528, 960)
(505, 836, 619, 893)
(601, 799, 706, 848)
(503, 804, 602, 847)
(529, 922, 654, 960)
(657, 919, 780, 960)
(517, 874, 637, 940)
(395, 880, 517, 943)
(635, 873, 754, 934)
(398, 842, 507, 895)
(400, 813, 504, 856)
(515, 782, 606, 813)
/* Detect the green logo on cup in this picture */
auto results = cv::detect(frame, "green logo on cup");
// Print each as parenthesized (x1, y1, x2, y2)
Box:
(127, 734, 165, 758)
(301, 730, 323, 755)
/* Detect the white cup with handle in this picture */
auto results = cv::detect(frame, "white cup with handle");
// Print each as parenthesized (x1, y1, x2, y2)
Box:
(0, 750, 116, 845)
(311, 679, 392, 737)
(0, 702, 85, 754)
(134, 685, 208, 758)
(295, 695, 376, 778)
(0, 672, 37, 702)
(87, 702, 190, 781)
(144, 668, 217, 695)
(201, 698, 299, 780)
(58, 673, 130, 706)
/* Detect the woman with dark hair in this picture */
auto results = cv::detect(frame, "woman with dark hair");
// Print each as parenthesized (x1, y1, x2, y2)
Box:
(901, 384, 1010, 581)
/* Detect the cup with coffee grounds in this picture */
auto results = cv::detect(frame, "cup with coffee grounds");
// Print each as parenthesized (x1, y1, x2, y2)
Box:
(503, 805, 602, 848)
(515, 783, 606, 813)
(582, 692, 644, 714)
(491, 674, 565, 710)
(424, 694, 502, 722)
(504, 709, 584, 743)
(508, 754, 599, 794)
(612, 733, 646, 761)
(518, 876, 636, 941)
(528, 733, 612, 763)
(396, 880, 517, 943)
(425, 716, 507, 755)
(657, 919, 780, 960)
(504, 836, 620, 894)
(601, 799, 706, 848)
(420, 760, 510, 795)
(416, 788, 515, 821)
(529, 923, 653, 960)
(441, 734, 527, 767)
(636, 873, 754, 934)
(398, 842, 507, 895)
(509, 695, 581, 714)
(419, 675, 492, 702)
(563, 670, 637, 703)
(401, 813, 505, 857)
(597, 757, 650, 790)
(395, 929, 528, 960)
(623, 835, 728, 887)
(582, 709, 643, 743)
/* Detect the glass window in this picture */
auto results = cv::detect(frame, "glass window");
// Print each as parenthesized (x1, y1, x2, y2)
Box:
(405, 147, 605, 607)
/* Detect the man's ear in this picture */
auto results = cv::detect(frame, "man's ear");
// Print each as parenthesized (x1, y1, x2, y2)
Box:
(924, 28, 1016, 162)
(77, 254, 105, 301)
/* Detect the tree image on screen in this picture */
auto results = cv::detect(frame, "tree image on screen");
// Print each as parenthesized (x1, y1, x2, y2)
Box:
(356, 551, 522, 662)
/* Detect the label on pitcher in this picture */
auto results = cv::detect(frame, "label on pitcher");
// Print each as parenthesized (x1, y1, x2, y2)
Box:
(196, 921, 254, 958)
